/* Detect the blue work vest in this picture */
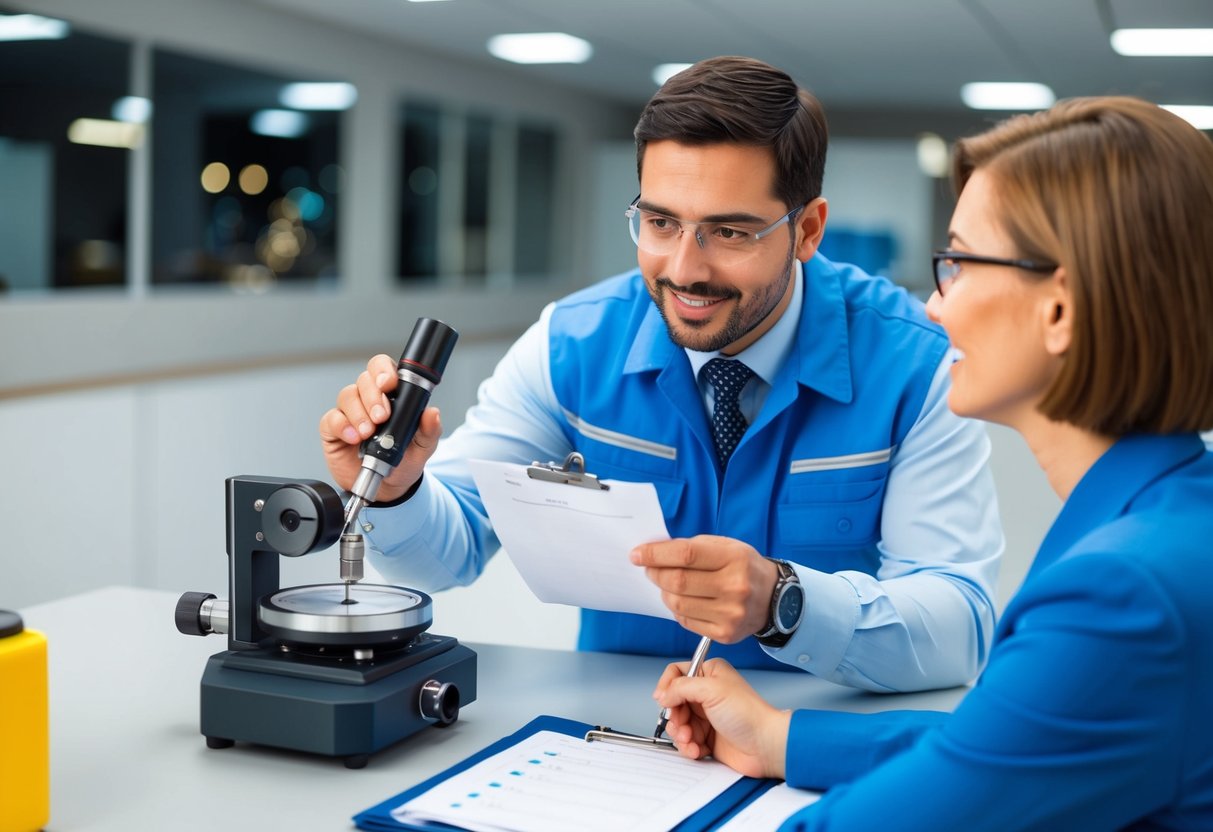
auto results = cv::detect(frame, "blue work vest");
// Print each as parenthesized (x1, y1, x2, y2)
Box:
(548, 255, 949, 670)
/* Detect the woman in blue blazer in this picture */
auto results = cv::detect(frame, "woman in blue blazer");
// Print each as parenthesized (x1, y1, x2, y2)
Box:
(655, 96, 1213, 830)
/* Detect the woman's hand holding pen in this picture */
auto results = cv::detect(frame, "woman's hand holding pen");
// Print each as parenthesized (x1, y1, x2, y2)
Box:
(654, 657, 791, 780)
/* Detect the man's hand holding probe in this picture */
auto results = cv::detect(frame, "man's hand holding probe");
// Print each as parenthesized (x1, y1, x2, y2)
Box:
(319, 353, 444, 503)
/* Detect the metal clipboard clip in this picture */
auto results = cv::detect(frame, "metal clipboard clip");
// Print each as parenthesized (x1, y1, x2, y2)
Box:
(584, 726, 677, 752)
(526, 451, 609, 491)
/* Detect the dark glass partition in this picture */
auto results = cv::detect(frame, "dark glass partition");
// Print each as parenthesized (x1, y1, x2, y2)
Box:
(396, 102, 560, 283)
(151, 48, 344, 288)
(0, 22, 131, 291)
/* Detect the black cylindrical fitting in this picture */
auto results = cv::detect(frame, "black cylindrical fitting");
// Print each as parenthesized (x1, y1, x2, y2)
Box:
(397, 317, 458, 384)
(363, 318, 459, 469)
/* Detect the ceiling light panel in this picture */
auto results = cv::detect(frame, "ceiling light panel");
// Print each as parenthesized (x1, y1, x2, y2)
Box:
(279, 82, 358, 110)
(1110, 28, 1213, 56)
(0, 13, 69, 40)
(960, 82, 1055, 110)
(487, 32, 592, 64)
(1162, 104, 1213, 130)
(652, 63, 693, 86)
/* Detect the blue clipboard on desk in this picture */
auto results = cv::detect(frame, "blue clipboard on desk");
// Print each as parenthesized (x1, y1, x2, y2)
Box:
(352, 715, 776, 832)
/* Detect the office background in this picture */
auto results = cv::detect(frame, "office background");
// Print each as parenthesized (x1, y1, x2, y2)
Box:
(2, 0, 1210, 649)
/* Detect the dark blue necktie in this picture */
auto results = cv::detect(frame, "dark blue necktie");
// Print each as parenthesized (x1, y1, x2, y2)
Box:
(702, 357, 755, 468)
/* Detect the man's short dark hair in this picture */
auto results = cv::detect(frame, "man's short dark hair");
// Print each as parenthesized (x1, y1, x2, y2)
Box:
(633, 55, 829, 209)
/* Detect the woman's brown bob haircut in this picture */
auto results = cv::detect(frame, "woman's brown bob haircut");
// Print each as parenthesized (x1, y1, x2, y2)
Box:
(953, 96, 1213, 436)
(633, 56, 829, 210)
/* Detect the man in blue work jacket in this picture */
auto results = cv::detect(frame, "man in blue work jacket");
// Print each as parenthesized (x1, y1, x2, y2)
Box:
(320, 56, 1003, 693)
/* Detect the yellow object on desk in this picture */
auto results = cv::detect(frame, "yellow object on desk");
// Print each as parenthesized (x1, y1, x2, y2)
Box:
(0, 610, 48, 832)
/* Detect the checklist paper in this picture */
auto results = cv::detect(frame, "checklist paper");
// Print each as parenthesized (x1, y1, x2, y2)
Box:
(468, 459, 674, 619)
(715, 782, 821, 829)
(391, 730, 743, 832)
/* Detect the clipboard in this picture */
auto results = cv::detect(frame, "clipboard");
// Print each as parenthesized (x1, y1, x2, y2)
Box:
(351, 715, 776, 832)
(466, 457, 673, 620)
(526, 451, 609, 490)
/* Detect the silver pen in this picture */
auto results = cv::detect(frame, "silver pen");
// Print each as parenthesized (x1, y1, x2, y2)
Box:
(654, 635, 712, 738)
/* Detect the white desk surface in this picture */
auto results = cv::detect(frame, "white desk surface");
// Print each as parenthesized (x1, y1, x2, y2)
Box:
(21, 586, 967, 831)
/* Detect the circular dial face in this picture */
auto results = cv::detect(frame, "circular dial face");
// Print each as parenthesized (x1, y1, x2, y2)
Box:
(777, 583, 804, 632)
(259, 583, 433, 647)
(270, 584, 424, 617)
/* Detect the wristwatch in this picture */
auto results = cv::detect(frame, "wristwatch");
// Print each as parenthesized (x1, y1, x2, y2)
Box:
(755, 559, 804, 648)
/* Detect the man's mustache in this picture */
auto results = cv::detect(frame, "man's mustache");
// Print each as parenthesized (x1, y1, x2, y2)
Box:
(654, 277, 739, 301)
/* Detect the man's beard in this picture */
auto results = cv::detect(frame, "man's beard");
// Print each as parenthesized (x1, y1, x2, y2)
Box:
(647, 246, 797, 353)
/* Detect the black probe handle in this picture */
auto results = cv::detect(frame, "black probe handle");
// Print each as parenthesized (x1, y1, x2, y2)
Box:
(361, 318, 459, 469)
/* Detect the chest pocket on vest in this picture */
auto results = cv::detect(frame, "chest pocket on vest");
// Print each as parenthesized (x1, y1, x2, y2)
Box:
(775, 476, 885, 552)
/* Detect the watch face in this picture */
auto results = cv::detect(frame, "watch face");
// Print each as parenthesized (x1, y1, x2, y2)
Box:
(777, 584, 804, 632)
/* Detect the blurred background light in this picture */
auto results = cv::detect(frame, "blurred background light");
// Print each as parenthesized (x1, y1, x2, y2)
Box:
(67, 118, 144, 149)
(1110, 28, 1213, 56)
(0, 13, 69, 41)
(960, 82, 1055, 110)
(487, 33, 592, 64)
(250, 108, 309, 138)
(278, 83, 357, 111)
(1162, 104, 1213, 130)
(238, 164, 269, 195)
(652, 63, 693, 86)
(286, 186, 325, 221)
(916, 133, 949, 178)
(112, 96, 152, 124)
(200, 162, 231, 194)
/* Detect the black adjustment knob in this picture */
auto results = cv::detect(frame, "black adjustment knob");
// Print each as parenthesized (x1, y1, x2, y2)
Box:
(175, 592, 217, 636)
(419, 679, 460, 725)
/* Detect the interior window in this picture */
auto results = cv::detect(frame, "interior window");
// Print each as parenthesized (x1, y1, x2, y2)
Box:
(150, 48, 345, 288)
(0, 20, 131, 292)
(397, 103, 560, 283)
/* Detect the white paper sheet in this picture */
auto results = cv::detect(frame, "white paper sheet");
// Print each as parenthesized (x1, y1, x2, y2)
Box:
(392, 730, 743, 832)
(715, 782, 822, 830)
(468, 459, 673, 619)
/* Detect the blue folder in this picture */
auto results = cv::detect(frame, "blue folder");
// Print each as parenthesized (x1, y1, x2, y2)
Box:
(352, 715, 777, 832)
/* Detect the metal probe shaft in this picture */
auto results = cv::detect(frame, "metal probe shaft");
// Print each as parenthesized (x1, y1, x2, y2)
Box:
(339, 466, 382, 602)
(340, 494, 369, 603)
(343, 493, 367, 535)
